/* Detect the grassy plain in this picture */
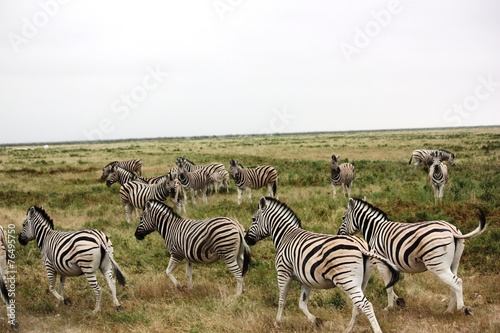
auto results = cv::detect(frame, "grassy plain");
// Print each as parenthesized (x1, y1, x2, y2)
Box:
(0, 127, 499, 332)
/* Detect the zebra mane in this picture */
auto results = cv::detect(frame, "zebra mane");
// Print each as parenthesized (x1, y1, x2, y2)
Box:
(149, 199, 181, 219)
(352, 198, 389, 221)
(29, 206, 55, 230)
(264, 197, 302, 228)
(104, 161, 118, 168)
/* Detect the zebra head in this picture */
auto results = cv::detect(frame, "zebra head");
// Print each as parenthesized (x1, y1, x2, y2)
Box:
(245, 197, 301, 246)
(448, 152, 456, 167)
(245, 197, 273, 246)
(19, 206, 54, 246)
(330, 155, 340, 171)
(135, 200, 161, 240)
(338, 198, 364, 235)
(229, 159, 243, 182)
(100, 161, 117, 181)
(105, 165, 119, 187)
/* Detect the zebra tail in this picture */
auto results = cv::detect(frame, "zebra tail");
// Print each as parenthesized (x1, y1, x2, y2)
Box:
(455, 209, 487, 239)
(103, 246, 127, 286)
(241, 234, 251, 277)
(363, 250, 400, 289)
(408, 154, 413, 165)
(273, 180, 277, 196)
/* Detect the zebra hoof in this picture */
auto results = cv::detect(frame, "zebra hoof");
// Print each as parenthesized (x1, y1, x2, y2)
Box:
(116, 305, 124, 312)
(10, 321, 20, 331)
(63, 297, 72, 306)
(464, 307, 474, 316)
(396, 297, 406, 308)
(313, 317, 323, 327)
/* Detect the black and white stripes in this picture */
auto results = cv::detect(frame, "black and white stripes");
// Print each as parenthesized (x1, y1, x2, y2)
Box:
(338, 198, 486, 315)
(229, 159, 277, 205)
(330, 154, 355, 198)
(135, 200, 251, 296)
(409, 149, 456, 170)
(18, 206, 126, 313)
(245, 197, 399, 333)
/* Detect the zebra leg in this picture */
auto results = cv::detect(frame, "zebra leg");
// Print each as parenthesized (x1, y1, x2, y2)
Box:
(246, 187, 252, 202)
(202, 186, 208, 204)
(59, 275, 72, 305)
(431, 268, 468, 314)
(83, 271, 102, 313)
(332, 184, 337, 198)
(46, 266, 66, 306)
(124, 203, 133, 224)
(298, 285, 321, 326)
(101, 265, 123, 311)
(343, 288, 381, 333)
(237, 188, 243, 205)
(375, 260, 403, 309)
(166, 257, 184, 290)
(185, 262, 193, 290)
(222, 255, 244, 296)
(274, 275, 293, 327)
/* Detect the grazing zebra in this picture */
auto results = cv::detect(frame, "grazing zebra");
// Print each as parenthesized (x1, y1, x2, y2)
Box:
(244, 197, 399, 333)
(100, 159, 143, 180)
(229, 159, 277, 205)
(429, 158, 448, 203)
(1, 226, 18, 330)
(119, 176, 180, 223)
(176, 165, 210, 204)
(18, 206, 126, 313)
(338, 198, 486, 315)
(330, 154, 355, 198)
(408, 149, 456, 170)
(135, 200, 251, 296)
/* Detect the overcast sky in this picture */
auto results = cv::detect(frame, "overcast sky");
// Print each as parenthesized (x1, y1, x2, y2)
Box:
(1, 0, 499, 144)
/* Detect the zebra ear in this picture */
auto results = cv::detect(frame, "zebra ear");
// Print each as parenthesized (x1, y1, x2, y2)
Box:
(336, 155, 340, 160)
(28, 206, 36, 216)
(229, 159, 235, 166)
(259, 197, 267, 210)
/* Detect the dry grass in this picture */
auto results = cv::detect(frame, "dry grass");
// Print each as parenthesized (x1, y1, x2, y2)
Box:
(0, 127, 499, 332)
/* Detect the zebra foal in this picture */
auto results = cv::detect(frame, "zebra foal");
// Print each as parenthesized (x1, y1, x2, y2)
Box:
(330, 154, 355, 198)
(338, 198, 486, 315)
(18, 206, 126, 313)
(135, 200, 251, 296)
(245, 197, 399, 333)
(229, 159, 277, 205)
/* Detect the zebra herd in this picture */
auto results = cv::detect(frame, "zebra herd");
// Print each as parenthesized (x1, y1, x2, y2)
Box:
(2, 147, 487, 333)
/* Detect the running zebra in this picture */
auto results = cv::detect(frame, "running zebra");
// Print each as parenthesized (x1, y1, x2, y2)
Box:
(338, 198, 486, 315)
(408, 149, 456, 170)
(18, 206, 126, 313)
(330, 154, 355, 198)
(429, 158, 448, 203)
(229, 159, 277, 205)
(1, 226, 18, 329)
(176, 165, 210, 204)
(135, 200, 251, 296)
(245, 197, 399, 333)
(120, 176, 181, 224)
(100, 159, 143, 180)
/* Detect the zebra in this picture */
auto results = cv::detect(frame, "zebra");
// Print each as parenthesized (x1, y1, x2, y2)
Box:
(429, 158, 448, 203)
(18, 206, 126, 313)
(119, 176, 181, 224)
(229, 159, 277, 205)
(338, 198, 486, 315)
(105, 165, 169, 187)
(176, 164, 210, 204)
(408, 149, 456, 170)
(135, 199, 251, 296)
(176, 157, 228, 193)
(330, 154, 356, 198)
(100, 159, 143, 180)
(1, 226, 18, 330)
(244, 197, 399, 333)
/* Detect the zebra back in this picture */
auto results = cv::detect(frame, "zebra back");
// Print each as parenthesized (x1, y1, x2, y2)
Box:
(101, 159, 142, 180)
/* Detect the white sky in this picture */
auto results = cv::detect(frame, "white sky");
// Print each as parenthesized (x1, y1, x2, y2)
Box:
(1, 0, 499, 144)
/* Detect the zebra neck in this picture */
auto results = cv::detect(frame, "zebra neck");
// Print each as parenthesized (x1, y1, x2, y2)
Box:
(269, 219, 300, 250)
(34, 224, 53, 251)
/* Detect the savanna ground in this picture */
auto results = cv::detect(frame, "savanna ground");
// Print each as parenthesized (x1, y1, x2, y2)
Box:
(0, 127, 499, 333)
